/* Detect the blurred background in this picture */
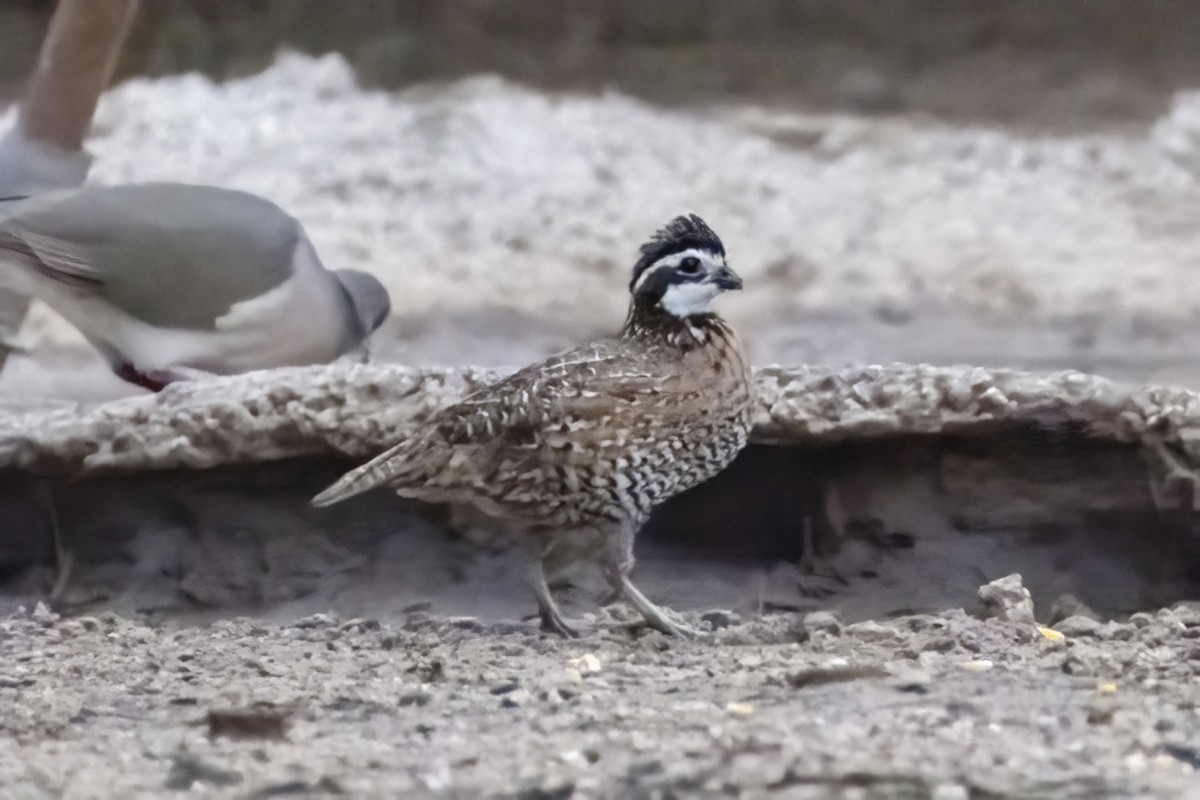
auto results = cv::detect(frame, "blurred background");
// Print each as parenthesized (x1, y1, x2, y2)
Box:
(5, 0, 1200, 399)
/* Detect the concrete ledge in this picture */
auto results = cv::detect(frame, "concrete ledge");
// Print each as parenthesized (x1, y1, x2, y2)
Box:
(0, 361, 1195, 479)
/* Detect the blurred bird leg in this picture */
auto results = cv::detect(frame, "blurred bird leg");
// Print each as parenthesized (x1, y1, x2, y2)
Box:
(16, 0, 138, 157)
(797, 515, 817, 578)
(529, 540, 580, 638)
(796, 514, 847, 599)
(751, 569, 768, 618)
(0, 0, 137, 373)
(36, 482, 74, 608)
(603, 522, 698, 638)
(0, 0, 137, 194)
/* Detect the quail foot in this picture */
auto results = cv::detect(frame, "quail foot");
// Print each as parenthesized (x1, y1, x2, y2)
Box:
(0, 182, 391, 391)
(313, 214, 755, 638)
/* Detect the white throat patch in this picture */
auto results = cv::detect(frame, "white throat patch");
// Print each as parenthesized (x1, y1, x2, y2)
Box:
(659, 281, 720, 317)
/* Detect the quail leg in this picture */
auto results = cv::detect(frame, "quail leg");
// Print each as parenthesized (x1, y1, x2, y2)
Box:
(529, 556, 580, 638)
(795, 516, 846, 599)
(603, 522, 698, 638)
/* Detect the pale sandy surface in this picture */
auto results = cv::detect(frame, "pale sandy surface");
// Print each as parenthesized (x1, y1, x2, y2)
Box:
(8, 54, 1200, 398)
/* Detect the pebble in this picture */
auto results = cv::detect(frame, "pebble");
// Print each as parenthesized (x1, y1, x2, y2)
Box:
(888, 668, 933, 693)
(1036, 626, 1065, 644)
(500, 688, 533, 708)
(1054, 616, 1102, 637)
(803, 611, 843, 635)
(560, 750, 590, 769)
(724, 702, 755, 716)
(490, 679, 521, 695)
(978, 574, 1035, 626)
(165, 753, 242, 790)
(31, 602, 58, 626)
(932, 785, 970, 800)
(566, 654, 602, 675)
(700, 609, 742, 629)
(845, 620, 900, 641)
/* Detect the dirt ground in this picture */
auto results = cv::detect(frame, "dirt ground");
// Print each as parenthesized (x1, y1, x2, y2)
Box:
(3, 589, 1199, 799)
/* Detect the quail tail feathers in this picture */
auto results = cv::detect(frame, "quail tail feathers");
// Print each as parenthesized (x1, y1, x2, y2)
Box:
(311, 440, 423, 507)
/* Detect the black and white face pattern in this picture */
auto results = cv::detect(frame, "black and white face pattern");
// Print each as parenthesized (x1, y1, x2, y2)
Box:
(629, 214, 743, 317)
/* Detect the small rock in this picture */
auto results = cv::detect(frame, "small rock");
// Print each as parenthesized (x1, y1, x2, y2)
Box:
(1101, 621, 1135, 640)
(888, 668, 933, 694)
(787, 664, 888, 688)
(1047, 593, 1098, 625)
(1055, 615, 1102, 638)
(399, 687, 432, 707)
(728, 751, 788, 789)
(565, 654, 601, 675)
(700, 609, 742, 629)
(1087, 698, 1117, 725)
(932, 785, 969, 800)
(293, 613, 335, 629)
(724, 702, 755, 716)
(978, 574, 1035, 625)
(959, 659, 994, 672)
(920, 635, 958, 653)
(206, 704, 290, 740)
(1036, 626, 1065, 644)
(1163, 743, 1200, 770)
(559, 750, 590, 769)
(32, 602, 58, 626)
(403, 612, 432, 630)
(339, 618, 380, 632)
(446, 616, 482, 631)
(165, 753, 243, 790)
(500, 688, 532, 708)
(490, 679, 521, 696)
(252, 780, 312, 797)
(802, 610, 843, 635)
(845, 620, 899, 641)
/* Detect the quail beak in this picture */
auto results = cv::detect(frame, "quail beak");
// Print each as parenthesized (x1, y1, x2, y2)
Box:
(711, 266, 743, 291)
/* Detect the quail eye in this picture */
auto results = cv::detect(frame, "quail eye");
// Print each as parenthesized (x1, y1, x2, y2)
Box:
(679, 256, 702, 274)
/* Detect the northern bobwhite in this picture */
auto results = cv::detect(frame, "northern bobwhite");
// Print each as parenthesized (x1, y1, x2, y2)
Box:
(312, 214, 755, 637)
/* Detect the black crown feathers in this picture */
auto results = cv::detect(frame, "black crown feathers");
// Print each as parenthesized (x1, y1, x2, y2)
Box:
(630, 214, 725, 290)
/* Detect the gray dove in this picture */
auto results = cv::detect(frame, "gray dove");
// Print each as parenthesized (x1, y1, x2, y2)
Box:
(0, 182, 391, 391)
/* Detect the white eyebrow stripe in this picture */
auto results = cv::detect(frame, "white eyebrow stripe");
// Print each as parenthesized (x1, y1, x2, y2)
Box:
(631, 248, 725, 292)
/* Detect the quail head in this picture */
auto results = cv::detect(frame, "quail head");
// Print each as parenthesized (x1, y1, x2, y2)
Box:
(313, 214, 755, 637)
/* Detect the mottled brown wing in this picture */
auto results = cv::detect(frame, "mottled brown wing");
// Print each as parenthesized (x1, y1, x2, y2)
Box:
(436, 339, 682, 449)
(311, 338, 699, 508)
(381, 342, 689, 525)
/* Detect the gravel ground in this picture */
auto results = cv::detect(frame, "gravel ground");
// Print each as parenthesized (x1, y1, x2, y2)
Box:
(3, 583, 1200, 799)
